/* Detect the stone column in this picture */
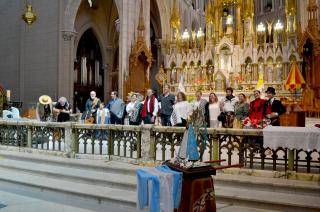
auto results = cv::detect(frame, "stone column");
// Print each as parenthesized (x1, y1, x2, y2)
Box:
(60, 30, 76, 102)
(64, 122, 73, 158)
(139, 125, 155, 162)
(102, 63, 112, 101)
(104, 46, 115, 100)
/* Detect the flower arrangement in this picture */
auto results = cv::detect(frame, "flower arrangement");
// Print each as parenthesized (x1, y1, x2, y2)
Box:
(243, 117, 269, 129)
(234, 74, 243, 90)
(196, 79, 205, 91)
(187, 95, 195, 103)
(234, 74, 242, 83)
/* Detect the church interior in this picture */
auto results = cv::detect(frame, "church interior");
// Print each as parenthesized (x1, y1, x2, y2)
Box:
(0, 0, 320, 120)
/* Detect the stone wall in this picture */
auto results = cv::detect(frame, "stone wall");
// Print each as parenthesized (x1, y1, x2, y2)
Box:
(0, 0, 60, 109)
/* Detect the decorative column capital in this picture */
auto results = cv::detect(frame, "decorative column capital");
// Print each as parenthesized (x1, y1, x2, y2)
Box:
(62, 30, 77, 41)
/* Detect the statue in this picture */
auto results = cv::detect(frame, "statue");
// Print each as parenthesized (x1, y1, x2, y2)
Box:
(277, 66, 283, 82)
(246, 64, 252, 82)
(177, 108, 207, 162)
(268, 67, 273, 82)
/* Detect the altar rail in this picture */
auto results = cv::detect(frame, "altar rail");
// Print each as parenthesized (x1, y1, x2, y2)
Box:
(0, 120, 319, 173)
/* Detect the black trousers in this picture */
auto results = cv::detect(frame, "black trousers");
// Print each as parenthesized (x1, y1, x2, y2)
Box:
(144, 112, 155, 124)
(160, 114, 171, 126)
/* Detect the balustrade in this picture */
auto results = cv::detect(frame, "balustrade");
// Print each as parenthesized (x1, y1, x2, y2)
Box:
(0, 120, 319, 173)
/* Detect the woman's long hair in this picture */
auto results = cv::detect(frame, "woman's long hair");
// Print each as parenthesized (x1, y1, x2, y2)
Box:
(209, 92, 218, 104)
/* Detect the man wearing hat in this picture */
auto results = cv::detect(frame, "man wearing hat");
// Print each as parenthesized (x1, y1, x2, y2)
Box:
(263, 87, 286, 126)
(36, 95, 53, 122)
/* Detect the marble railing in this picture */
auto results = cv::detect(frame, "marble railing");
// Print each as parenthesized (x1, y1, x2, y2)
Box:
(0, 120, 319, 173)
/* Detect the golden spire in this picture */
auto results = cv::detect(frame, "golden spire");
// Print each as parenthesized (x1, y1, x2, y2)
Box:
(307, 0, 319, 33)
(137, 0, 145, 32)
(206, 0, 214, 24)
(243, 0, 254, 19)
(170, 0, 181, 29)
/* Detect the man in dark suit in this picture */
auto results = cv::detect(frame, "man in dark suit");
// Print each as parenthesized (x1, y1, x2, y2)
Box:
(263, 87, 286, 126)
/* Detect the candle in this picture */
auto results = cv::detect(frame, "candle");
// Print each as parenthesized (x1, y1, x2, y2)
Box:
(6, 90, 10, 101)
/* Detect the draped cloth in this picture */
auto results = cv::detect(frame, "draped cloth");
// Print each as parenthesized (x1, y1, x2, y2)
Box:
(144, 168, 173, 212)
(136, 166, 183, 212)
(110, 98, 125, 119)
(136, 169, 160, 212)
(156, 165, 183, 209)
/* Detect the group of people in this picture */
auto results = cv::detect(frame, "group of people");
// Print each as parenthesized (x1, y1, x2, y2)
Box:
(36, 85, 286, 128)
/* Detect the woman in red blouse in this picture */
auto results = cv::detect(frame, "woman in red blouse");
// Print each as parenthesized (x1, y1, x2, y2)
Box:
(249, 90, 265, 121)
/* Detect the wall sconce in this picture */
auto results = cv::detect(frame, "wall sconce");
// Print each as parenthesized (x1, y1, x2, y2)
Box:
(22, 3, 37, 25)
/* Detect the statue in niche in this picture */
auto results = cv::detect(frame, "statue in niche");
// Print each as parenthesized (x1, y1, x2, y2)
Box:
(207, 66, 213, 84)
(191, 69, 196, 84)
(242, 67, 246, 82)
(264, 68, 268, 81)
(246, 64, 252, 82)
(220, 54, 225, 70)
(184, 68, 188, 84)
(201, 67, 207, 83)
(245, 19, 251, 35)
(268, 67, 273, 82)
(277, 66, 283, 81)
(214, 72, 226, 92)
(216, 75, 223, 91)
(253, 66, 258, 81)
(172, 68, 176, 84)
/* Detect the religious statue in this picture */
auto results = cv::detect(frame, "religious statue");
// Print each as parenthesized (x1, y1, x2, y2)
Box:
(245, 19, 251, 35)
(246, 64, 252, 82)
(268, 67, 273, 82)
(277, 65, 283, 82)
(215, 73, 225, 91)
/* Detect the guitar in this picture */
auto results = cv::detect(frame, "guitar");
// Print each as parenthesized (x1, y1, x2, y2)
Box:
(84, 110, 95, 124)
(84, 98, 100, 124)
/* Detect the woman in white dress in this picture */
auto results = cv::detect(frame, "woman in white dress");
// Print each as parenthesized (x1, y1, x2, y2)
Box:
(207, 92, 220, 128)
(170, 92, 190, 127)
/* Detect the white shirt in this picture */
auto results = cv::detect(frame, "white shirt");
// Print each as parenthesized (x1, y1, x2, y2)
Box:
(209, 103, 220, 121)
(126, 101, 136, 117)
(221, 96, 238, 112)
(147, 97, 159, 117)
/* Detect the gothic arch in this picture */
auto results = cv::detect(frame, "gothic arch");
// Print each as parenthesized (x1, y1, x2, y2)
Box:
(217, 37, 233, 54)
(155, 0, 170, 39)
(74, 24, 106, 64)
(64, 0, 120, 32)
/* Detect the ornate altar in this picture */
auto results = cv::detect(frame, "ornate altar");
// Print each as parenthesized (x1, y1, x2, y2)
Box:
(160, 0, 301, 96)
